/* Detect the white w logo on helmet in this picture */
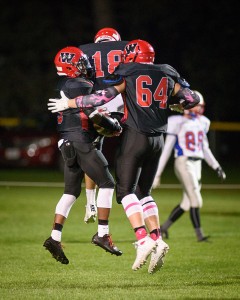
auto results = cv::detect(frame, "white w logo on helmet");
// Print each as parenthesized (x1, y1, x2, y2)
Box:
(125, 43, 138, 55)
(60, 53, 75, 64)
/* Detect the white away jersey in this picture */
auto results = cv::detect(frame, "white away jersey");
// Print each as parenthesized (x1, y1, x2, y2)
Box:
(154, 113, 220, 179)
(167, 114, 211, 159)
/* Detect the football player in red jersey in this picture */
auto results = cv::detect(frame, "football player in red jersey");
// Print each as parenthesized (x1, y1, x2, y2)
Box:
(79, 28, 128, 223)
(48, 39, 200, 273)
(43, 46, 123, 265)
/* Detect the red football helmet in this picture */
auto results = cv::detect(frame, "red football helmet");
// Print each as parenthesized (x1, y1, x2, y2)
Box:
(54, 46, 93, 78)
(123, 39, 155, 64)
(94, 27, 121, 43)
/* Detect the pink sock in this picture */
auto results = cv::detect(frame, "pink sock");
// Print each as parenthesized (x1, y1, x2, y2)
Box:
(135, 227, 147, 241)
(150, 229, 161, 241)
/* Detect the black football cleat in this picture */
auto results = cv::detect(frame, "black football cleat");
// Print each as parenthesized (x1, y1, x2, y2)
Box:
(91, 233, 123, 256)
(198, 236, 211, 242)
(43, 237, 69, 264)
(160, 227, 169, 239)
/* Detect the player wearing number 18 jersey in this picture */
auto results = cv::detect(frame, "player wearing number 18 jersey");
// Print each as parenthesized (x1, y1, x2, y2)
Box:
(79, 39, 128, 112)
(48, 39, 200, 273)
(78, 29, 128, 223)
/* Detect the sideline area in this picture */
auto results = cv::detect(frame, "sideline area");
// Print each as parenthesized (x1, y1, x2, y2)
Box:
(0, 181, 240, 189)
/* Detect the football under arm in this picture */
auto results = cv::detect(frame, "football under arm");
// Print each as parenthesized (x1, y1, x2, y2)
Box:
(88, 109, 122, 134)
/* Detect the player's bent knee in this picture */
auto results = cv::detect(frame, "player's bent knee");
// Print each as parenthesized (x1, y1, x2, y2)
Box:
(64, 186, 81, 198)
(98, 179, 115, 189)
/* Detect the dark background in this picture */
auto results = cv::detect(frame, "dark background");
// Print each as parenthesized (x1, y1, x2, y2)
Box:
(0, 0, 239, 164)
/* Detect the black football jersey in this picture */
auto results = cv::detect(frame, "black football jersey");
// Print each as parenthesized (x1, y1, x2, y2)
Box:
(56, 77, 97, 142)
(79, 41, 128, 91)
(114, 63, 179, 135)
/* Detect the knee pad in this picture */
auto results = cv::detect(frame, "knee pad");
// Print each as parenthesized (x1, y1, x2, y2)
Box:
(97, 188, 114, 208)
(140, 196, 158, 219)
(121, 194, 143, 218)
(55, 194, 76, 218)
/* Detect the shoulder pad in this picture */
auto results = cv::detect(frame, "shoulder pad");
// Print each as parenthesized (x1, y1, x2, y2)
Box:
(158, 64, 180, 78)
(159, 64, 190, 87)
(61, 78, 93, 98)
(56, 77, 68, 92)
(103, 74, 124, 86)
(177, 77, 190, 88)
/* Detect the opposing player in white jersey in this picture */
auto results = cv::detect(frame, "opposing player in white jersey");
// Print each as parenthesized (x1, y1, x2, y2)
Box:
(79, 28, 127, 223)
(152, 91, 226, 242)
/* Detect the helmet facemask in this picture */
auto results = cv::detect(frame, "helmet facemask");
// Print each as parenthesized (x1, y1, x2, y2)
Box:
(55, 47, 93, 79)
(73, 54, 94, 79)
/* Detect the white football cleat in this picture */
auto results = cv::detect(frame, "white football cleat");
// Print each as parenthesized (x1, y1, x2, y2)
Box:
(84, 204, 97, 224)
(148, 238, 169, 274)
(132, 236, 157, 271)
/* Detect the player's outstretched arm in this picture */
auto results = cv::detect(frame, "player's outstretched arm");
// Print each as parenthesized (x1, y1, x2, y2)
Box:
(48, 84, 125, 113)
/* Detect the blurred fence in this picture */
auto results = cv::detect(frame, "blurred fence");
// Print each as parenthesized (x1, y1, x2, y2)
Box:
(208, 122, 240, 163)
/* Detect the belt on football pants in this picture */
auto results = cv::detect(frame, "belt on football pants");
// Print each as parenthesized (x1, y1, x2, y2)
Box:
(188, 157, 202, 161)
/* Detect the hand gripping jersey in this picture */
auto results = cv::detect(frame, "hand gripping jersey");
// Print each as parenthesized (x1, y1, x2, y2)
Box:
(113, 63, 178, 135)
(56, 77, 97, 143)
(79, 41, 128, 112)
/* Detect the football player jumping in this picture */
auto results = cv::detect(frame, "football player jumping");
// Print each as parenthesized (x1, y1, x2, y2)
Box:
(78, 27, 128, 224)
(43, 46, 123, 265)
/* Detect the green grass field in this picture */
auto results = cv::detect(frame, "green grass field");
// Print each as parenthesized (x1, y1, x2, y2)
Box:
(0, 168, 240, 299)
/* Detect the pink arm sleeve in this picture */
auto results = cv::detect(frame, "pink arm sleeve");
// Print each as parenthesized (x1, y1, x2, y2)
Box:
(75, 86, 119, 108)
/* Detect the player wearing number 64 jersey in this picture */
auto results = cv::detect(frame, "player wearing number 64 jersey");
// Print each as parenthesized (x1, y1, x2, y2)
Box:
(48, 39, 200, 273)
(152, 91, 226, 242)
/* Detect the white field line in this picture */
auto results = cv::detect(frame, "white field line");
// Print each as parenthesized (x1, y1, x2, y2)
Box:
(0, 181, 240, 189)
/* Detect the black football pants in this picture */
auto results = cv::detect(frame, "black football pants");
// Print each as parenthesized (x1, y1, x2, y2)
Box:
(114, 127, 164, 203)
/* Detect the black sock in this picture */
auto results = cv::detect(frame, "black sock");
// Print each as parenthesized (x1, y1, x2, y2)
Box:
(134, 225, 146, 232)
(98, 219, 109, 225)
(54, 223, 63, 231)
(169, 205, 185, 222)
(150, 228, 160, 240)
(190, 207, 201, 228)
